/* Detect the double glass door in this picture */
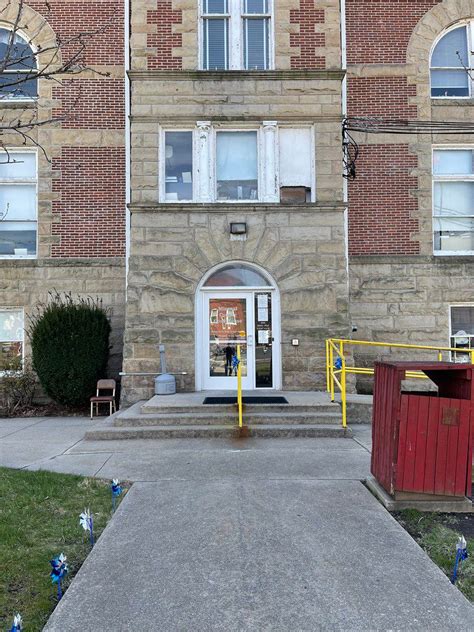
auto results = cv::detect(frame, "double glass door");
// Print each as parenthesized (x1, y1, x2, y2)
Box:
(203, 291, 274, 390)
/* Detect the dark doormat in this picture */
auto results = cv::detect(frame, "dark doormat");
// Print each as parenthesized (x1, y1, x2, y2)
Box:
(203, 396, 289, 405)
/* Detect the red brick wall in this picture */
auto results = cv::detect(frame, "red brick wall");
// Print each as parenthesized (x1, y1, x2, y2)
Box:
(24, 2, 126, 259)
(29, 1, 124, 66)
(348, 145, 419, 256)
(51, 147, 126, 258)
(290, 0, 325, 69)
(347, 77, 417, 119)
(346, 0, 440, 65)
(147, 2, 183, 70)
(52, 80, 125, 129)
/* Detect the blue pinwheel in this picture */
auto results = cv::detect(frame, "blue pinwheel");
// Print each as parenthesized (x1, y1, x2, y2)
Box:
(50, 553, 68, 600)
(231, 353, 240, 373)
(10, 613, 22, 632)
(451, 535, 468, 584)
(80, 508, 94, 546)
(111, 478, 123, 512)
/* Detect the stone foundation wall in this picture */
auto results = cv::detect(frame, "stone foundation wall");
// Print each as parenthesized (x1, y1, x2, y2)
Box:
(349, 256, 474, 391)
(0, 258, 126, 380)
(121, 207, 349, 404)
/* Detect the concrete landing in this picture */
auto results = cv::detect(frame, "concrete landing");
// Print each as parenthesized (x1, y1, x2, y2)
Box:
(44, 479, 474, 631)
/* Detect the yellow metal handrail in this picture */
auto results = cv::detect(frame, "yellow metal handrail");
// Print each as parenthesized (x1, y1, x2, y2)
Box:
(325, 338, 474, 428)
(237, 344, 243, 428)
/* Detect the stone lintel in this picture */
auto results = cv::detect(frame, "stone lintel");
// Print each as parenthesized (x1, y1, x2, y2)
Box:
(350, 255, 474, 266)
(0, 257, 126, 269)
(131, 115, 344, 124)
(128, 70, 346, 82)
(129, 202, 347, 214)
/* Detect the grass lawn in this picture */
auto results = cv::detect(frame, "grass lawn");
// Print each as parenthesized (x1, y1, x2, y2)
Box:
(0, 467, 125, 631)
(395, 510, 474, 602)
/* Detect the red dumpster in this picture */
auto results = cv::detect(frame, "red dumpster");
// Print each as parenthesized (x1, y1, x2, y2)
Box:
(371, 361, 474, 501)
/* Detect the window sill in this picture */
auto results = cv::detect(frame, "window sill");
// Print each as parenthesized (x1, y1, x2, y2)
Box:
(0, 255, 37, 260)
(431, 98, 474, 106)
(434, 251, 474, 257)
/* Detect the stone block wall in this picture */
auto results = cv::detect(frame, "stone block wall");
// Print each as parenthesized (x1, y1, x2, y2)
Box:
(0, 259, 126, 377)
(121, 207, 349, 404)
(129, 72, 345, 206)
(349, 256, 474, 390)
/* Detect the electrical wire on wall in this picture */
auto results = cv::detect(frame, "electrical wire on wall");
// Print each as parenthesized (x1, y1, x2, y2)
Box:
(342, 117, 474, 180)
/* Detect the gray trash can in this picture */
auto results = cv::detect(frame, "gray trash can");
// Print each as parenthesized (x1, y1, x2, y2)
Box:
(154, 344, 176, 395)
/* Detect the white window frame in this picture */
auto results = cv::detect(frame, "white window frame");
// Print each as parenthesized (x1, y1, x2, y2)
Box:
(0, 148, 38, 259)
(199, 0, 274, 71)
(159, 123, 316, 204)
(278, 124, 316, 203)
(159, 128, 197, 203)
(213, 126, 261, 202)
(430, 20, 474, 99)
(432, 146, 474, 256)
(0, 24, 39, 103)
(449, 304, 474, 362)
(0, 307, 24, 374)
(226, 307, 237, 324)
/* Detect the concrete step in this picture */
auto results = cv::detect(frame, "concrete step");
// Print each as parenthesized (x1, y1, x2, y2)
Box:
(114, 411, 343, 427)
(85, 423, 352, 441)
(140, 402, 339, 415)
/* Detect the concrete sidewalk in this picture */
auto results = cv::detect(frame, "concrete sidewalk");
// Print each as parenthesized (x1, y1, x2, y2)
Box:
(45, 479, 473, 631)
(1, 417, 473, 629)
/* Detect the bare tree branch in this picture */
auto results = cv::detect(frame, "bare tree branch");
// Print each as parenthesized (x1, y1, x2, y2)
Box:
(0, 0, 117, 162)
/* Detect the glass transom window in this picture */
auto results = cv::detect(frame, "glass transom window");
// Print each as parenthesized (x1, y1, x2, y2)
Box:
(0, 151, 37, 257)
(201, 0, 272, 70)
(204, 264, 271, 287)
(430, 22, 474, 97)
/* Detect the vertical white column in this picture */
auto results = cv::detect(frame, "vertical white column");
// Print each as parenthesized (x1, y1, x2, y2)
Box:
(196, 121, 212, 202)
(262, 120, 279, 202)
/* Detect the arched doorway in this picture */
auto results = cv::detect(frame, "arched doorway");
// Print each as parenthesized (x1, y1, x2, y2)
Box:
(195, 262, 281, 391)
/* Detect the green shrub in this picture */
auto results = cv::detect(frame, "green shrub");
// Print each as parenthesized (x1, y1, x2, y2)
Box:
(28, 292, 111, 407)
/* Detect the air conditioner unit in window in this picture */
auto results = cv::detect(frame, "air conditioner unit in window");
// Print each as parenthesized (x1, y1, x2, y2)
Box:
(280, 186, 311, 204)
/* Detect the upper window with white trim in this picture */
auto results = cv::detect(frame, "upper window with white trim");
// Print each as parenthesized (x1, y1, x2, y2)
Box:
(0, 27, 38, 99)
(430, 22, 474, 98)
(201, 0, 272, 70)
(161, 123, 315, 203)
(433, 148, 474, 254)
(0, 308, 23, 371)
(0, 151, 37, 257)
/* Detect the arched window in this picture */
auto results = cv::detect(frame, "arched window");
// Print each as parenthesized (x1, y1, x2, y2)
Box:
(430, 22, 473, 97)
(0, 27, 38, 99)
(203, 263, 272, 287)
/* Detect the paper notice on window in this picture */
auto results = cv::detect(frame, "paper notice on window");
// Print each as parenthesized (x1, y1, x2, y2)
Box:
(258, 330, 269, 344)
(258, 307, 268, 322)
(257, 295, 268, 308)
